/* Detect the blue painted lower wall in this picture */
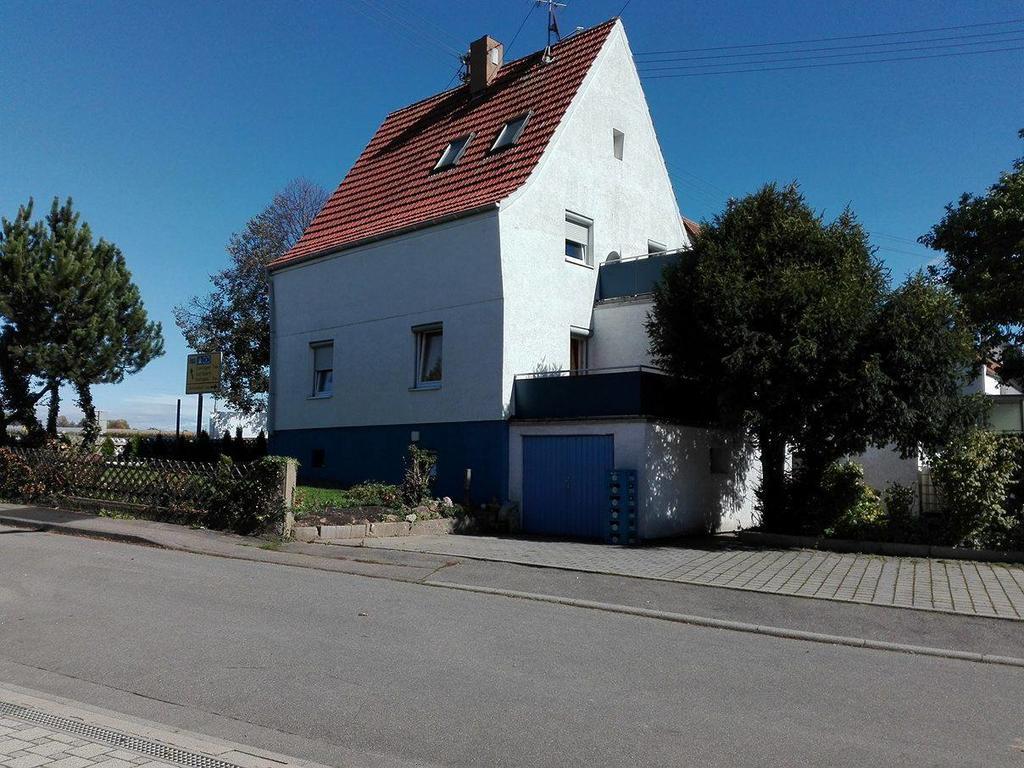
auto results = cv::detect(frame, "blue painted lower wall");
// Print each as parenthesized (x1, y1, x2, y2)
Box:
(271, 421, 509, 503)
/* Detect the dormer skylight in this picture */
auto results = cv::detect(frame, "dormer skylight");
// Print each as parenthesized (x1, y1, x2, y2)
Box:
(434, 133, 473, 171)
(490, 112, 531, 152)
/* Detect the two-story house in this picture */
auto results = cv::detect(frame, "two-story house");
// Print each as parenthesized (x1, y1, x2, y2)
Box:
(268, 19, 758, 540)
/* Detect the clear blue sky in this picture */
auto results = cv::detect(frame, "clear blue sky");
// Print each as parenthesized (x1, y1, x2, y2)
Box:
(2, 0, 1022, 429)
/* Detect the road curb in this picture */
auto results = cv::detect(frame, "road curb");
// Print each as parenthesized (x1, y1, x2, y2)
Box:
(0, 514, 165, 549)
(430, 581, 1024, 669)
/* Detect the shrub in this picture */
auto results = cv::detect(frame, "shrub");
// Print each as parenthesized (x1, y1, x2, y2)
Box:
(882, 482, 918, 541)
(206, 456, 287, 535)
(820, 462, 887, 540)
(99, 436, 116, 458)
(929, 429, 1024, 549)
(401, 444, 437, 505)
(0, 448, 39, 500)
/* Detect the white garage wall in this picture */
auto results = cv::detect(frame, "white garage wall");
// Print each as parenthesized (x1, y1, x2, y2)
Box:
(508, 419, 759, 540)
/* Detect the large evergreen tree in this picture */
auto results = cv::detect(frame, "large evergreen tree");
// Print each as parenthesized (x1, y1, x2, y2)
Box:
(922, 129, 1024, 386)
(0, 198, 164, 444)
(175, 178, 327, 415)
(648, 183, 976, 529)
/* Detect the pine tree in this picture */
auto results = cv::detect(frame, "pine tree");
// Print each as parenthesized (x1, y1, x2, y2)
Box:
(0, 198, 164, 445)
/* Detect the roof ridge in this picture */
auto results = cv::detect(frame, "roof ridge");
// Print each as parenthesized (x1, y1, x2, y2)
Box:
(384, 17, 620, 119)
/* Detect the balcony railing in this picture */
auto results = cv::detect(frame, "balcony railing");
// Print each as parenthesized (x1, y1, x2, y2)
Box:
(512, 366, 704, 422)
(596, 250, 683, 301)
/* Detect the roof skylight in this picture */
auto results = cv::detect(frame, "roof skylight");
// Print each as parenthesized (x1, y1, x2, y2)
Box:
(434, 133, 473, 171)
(490, 113, 531, 152)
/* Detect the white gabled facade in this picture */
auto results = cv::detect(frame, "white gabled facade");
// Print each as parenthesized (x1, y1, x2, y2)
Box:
(498, 21, 687, 401)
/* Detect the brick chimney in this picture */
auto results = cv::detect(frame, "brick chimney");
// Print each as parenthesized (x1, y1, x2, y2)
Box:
(468, 35, 503, 94)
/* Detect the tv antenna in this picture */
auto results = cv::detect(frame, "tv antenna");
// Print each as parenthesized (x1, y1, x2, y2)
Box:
(535, 0, 566, 61)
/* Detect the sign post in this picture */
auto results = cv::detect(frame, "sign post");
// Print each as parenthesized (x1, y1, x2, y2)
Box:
(185, 352, 222, 436)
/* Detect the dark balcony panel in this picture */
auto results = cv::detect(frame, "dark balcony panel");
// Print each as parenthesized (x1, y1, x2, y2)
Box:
(597, 252, 682, 301)
(512, 368, 709, 423)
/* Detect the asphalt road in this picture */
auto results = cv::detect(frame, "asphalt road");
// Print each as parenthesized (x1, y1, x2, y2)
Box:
(1, 528, 1022, 767)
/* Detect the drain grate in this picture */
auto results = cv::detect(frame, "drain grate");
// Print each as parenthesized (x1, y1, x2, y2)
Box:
(0, 700, 251, 768)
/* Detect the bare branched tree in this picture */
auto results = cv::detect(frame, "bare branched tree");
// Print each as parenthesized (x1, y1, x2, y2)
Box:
(175, 178, 329, 415)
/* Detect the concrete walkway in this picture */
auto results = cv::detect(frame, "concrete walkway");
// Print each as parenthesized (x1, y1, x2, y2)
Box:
(363, 534, 1024, 620)
(0, 683, 328, 768)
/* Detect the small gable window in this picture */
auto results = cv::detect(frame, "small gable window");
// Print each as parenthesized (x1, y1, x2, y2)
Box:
(434, 133, 473, 171)
(491, 113, 531, 152)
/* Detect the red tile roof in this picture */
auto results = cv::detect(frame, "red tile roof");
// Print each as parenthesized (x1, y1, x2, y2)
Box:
(681, 216, 701, 240)
(270, 19, 618, 270)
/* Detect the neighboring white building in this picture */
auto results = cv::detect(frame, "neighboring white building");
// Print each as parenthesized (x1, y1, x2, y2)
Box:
(268, 20, 758, 539)
(859, 364, 1024, 512)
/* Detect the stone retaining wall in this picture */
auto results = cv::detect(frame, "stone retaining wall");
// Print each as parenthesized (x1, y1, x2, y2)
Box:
(294, 517, 455, 542)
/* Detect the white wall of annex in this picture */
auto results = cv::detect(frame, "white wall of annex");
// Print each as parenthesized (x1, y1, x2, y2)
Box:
(589, 298, 656, 369)
(497, 20, 687, 405)
(270, 211, 505, 431)
(643, 423, 759, 537)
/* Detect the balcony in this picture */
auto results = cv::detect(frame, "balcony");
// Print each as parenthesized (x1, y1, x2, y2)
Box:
(512, 366, 706, 422)
(597, 251, 683, 302)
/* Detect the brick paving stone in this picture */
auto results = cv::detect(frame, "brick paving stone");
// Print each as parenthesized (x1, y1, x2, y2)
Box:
(25, 743, 69, 758)
(4, 754, 50, 768)
(0, 740, 34, 756)
(67, 744, 111, 759)
(90, 758, 136, 768)
(47, 757, 93, 768)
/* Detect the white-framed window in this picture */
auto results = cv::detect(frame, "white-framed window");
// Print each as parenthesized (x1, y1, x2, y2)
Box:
(434, 133, 473, 171)
(570, 332, 589, 375)
(311, 341, 333, 397)
(565, 212, 593, 265)
(648, 240, 666, 255)
(414, 324, 443, 388)
(613, 128, 624, 160)
(491, 112, 531, 152)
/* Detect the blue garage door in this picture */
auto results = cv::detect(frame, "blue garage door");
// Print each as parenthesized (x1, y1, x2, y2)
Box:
(522, 434, 614, 539)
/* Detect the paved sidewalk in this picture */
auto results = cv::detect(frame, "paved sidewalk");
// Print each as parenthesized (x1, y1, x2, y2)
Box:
(0, 684, 329, 768)
(364, 534, 1024, 620)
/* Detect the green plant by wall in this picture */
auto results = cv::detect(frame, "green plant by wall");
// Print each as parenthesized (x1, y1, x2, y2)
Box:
(401, 443, 437, 506)
(929, 429, 1024, 549)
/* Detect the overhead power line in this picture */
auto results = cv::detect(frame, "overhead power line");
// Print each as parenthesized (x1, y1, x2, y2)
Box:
(345, 0, 464, 61)
(640, 44, 1024, 79)
(633, 17, 1024, 56)
(506, 2, 540, 58)
(637, 35, 1024, 73)
(636, 26, 1024, 65)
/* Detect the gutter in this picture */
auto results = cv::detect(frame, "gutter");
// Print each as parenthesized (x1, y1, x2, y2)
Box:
(268, 202, 501, 274)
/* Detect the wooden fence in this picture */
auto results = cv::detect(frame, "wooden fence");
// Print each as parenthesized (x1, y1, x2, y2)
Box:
(7, 447, 260, 512)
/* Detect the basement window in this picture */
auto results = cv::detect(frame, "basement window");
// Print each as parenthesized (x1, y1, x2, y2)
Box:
(490, 112, 531, 152)
(434, 133, 473, 171)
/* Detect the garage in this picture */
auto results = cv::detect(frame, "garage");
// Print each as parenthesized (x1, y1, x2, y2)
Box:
(521, 434, 614, 539)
